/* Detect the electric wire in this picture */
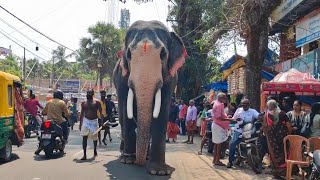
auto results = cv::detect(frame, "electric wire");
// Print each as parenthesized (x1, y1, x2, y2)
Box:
(0, 28, 49, 61)
(0, 17, 54, 53)
(0, 5, 75, 52)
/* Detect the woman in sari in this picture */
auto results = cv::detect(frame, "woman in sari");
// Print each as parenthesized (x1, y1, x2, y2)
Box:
(287, 100, 309, 137)
(263, 100, 292, 176)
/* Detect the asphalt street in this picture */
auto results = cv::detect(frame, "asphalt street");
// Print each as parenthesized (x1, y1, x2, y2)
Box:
(0, 124, 275, 180)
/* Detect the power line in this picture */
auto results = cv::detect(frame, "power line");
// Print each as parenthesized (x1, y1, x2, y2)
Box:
(0, 27, 51, 59)
(0, 5, 74, 52)
(0, 17, 54, 53)
(0, 29, 49, 61)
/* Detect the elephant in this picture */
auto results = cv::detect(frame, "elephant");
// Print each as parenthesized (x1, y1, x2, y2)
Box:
(113, 20, 187, 175)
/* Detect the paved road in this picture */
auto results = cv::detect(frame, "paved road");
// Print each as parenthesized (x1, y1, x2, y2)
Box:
(0, 124, 275, 180)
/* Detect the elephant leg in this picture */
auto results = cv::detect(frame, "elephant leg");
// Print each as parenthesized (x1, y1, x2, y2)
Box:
(147, 86, 174, 175)
(118, 86, 137, 164)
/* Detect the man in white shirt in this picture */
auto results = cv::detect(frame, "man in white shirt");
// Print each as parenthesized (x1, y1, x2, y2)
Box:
(227, 99, 260, 168)
(184, 100, 197, 144)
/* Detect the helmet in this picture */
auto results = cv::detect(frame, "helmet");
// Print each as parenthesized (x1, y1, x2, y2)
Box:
(53, 90, 64, 100)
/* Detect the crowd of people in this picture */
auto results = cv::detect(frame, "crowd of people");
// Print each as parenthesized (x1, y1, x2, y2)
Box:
(166, 92, 320, 176)
(23, 89, 118, 159)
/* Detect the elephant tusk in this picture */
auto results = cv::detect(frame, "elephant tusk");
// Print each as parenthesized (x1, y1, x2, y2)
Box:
(153, 89, 161, 119)
(127, 88, 134, 119)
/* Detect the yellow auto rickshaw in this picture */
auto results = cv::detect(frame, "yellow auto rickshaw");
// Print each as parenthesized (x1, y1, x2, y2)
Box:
(0, 71, 25, 162)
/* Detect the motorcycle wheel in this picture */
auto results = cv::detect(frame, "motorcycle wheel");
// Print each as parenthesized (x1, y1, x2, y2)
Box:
(308, 171, 319, 180)
(44, 149, 53, 158)
(247, 144, 262, 174)
(25, 126, 31, 138)
(0, 139, 12, 162)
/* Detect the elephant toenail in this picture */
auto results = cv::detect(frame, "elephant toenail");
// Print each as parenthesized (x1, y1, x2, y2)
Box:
(158, 170, 165, 175)
(150, 170, 157, 175)
(167, 170, 171, 174)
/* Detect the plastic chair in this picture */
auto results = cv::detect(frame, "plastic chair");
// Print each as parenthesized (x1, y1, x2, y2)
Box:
(308, 137, 320, 152)
(283, 135, 310, 180)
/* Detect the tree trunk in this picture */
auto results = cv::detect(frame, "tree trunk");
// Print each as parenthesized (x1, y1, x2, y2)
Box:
(99, 72, 103, 87)
(244, 10, 269, 110)
(95, 71, 98, 86)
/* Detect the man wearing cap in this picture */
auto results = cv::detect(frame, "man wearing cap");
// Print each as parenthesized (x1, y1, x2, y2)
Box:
(79, 89, 102, 160)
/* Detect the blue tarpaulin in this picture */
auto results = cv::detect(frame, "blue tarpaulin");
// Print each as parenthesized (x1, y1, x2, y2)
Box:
(202, 71, 274, 92)
(220, 48, 278, 72)
(261, 70, 275, 81)
(202, 81, 228, 92)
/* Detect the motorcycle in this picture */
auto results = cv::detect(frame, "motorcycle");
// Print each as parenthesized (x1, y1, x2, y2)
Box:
(25, 112, 42, 138)
(234, 120, 263, 174)
(38, 120, 68, 158)
(306, 150, 320, 180)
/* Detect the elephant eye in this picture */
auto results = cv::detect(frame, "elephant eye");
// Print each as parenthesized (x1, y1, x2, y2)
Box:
(160, 47, 167, 61)
(126, 49, 131, 60)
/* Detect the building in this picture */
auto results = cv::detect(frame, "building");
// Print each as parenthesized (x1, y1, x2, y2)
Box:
(271, 0, 320, 78)
(119, 9, 130, 30)
(0, 46, 12, 58)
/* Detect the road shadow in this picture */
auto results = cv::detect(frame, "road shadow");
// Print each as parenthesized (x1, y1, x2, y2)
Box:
(104, 159, 173, 180)
(73, 157, 104, 165)
(33, 153, 65, 161)
(0, 153, 20, 165)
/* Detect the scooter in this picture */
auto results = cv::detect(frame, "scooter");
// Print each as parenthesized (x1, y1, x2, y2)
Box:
(234, 120, 263, 174)
(306, 150, 320, 180)
(38, 120, 68, 158)
(25, 112, 42, 138)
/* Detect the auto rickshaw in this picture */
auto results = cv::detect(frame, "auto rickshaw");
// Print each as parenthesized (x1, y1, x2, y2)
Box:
(0, 71, 25, 162)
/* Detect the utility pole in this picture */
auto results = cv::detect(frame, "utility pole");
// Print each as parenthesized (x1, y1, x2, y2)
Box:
(49, 57, 55, 88)
(23, 47, 26, 83)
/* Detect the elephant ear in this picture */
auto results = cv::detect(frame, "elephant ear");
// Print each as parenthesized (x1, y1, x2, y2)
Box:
(168, 32, 187, 77)
(118, 49, 128, 77)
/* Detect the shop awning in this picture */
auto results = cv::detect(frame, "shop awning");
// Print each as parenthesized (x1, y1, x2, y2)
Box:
(220, 49, 278, 81)
(202, 81, 228, 92)
(262, 68, 320, 92)
(261, 70, 275, 81)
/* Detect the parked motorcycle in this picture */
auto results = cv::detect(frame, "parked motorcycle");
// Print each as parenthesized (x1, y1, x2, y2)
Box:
(25, 112, 42, 138)
(38, 120, 68, 158)
(234, 120, 263, 174)
(306, 150, 320, 180)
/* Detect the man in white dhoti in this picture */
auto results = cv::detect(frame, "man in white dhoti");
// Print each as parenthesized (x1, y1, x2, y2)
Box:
(79, 89, 102, 160)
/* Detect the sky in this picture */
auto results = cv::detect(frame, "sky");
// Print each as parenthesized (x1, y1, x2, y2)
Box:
(0, 0, 244, 63)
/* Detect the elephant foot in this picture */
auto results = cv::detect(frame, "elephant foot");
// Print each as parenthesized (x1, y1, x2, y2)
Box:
(147, 162, 175, 176)
(120, 154, 136, 164)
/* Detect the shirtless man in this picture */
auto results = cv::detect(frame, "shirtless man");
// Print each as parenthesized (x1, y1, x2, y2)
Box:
(79, 89, 102, 160)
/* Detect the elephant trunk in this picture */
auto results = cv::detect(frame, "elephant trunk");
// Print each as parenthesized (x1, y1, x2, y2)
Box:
(132, 85, 161, 166)
(126, 40, 164, 165)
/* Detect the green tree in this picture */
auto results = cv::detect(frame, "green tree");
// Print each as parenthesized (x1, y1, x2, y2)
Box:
(0, 55, 21, 76)
(168, 0, 226, 101)
(79, 22, 125, 87)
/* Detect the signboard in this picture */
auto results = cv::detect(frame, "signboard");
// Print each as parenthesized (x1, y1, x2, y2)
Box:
(271, 0, 304, 24)
(296, 11, 320, 47)
(314, 48, 320, 78)
(55, 80, 80, 93)
(262, 82, 320, 92)
(0, 47, 12, 56)
(292, 51, 314, 74)
(282, 59, 292, 72)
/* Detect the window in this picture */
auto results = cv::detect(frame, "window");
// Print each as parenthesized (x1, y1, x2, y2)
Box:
(8, 85, 12, 107)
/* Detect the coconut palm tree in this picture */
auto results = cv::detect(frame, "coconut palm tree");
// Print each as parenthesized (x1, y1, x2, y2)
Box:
(79, 22, 124, 87)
